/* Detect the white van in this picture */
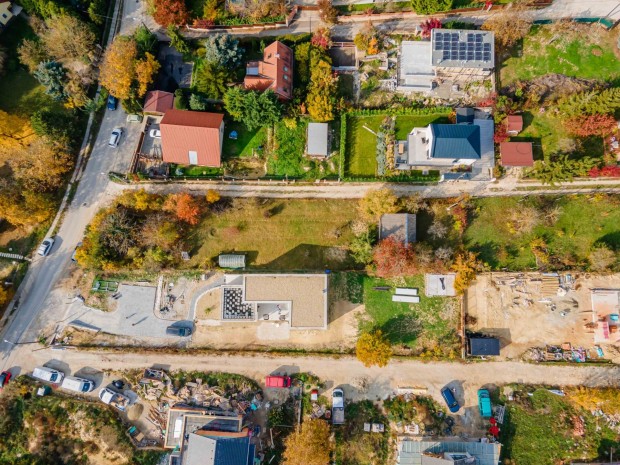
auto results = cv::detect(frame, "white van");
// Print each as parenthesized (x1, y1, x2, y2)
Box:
(32, 366, 64, 384)
(61, 376, 95, 393)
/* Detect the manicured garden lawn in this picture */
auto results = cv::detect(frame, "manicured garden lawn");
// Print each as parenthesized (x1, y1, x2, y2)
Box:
(168, 164, 223, 177)
(464, 195, 620, 270)
(502, 389, 619, 465)
(345, 114, 450, 177)
(360, 275, 460, 354)
(500, 25, 620, 85)
(222, 122, 266, 159)
(190, 198, 360, 270)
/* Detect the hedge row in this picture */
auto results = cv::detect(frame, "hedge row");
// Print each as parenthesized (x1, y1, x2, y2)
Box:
(339, 113, 348, 179)
(348, 106, 452, 117)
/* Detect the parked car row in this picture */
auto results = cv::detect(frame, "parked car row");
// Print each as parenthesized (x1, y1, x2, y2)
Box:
(32, 366, 95, 393)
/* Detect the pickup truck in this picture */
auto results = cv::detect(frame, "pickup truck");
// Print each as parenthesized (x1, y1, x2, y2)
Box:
(332, 388, 345, 425)
(265, 375, 291, 388)
(477, 389, 492, 418)
(99, 387, 130, 411)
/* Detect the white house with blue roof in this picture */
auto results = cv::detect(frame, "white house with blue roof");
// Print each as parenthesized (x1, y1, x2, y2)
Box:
(395, 108, 494, 181)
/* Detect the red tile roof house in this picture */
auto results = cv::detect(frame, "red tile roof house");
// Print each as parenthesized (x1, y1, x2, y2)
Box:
(160, 109, 224, 167)
(143, 90, 174, 115)
(500, 141, 534, 167)
(506, 115, 523, 135)
(244, 41, 293, 100)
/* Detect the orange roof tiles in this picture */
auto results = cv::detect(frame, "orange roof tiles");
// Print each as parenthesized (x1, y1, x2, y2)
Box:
(143, 90, 174, 114)
(243, 41, 293, 100)
(500, 142, 534, 167)
(160, 109, 224, 167)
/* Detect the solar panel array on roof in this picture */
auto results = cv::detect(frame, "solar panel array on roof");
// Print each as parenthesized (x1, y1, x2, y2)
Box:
(433, 31, 492, 64)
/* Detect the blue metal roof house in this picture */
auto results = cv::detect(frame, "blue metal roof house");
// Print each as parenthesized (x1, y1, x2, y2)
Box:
(397, 439, 501, 465)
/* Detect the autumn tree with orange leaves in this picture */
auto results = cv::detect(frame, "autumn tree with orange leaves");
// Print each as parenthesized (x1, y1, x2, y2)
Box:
(153, 0, 190, 27)
(135, 52, 161, 97)
(372, 237, 418, 278)
(163, 193, 201, 225)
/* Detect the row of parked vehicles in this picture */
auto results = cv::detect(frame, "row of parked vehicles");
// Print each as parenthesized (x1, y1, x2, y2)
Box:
(441, 385, 493, 418)
(28, 366, 130, 410)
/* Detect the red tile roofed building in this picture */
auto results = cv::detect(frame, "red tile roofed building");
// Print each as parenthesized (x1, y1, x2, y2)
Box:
(160, 109, 224, 167)
(244, 41, 293, 100)
(143, 90, 174, 115)
(506, 115, 523, 135)
(500, 142, 534, 167)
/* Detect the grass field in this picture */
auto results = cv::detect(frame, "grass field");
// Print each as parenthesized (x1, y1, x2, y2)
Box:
(502, 389, 619, 465)
(464, 195, 620, 270)
(515, 112, 603, 161)
(190, 198, 360, 270)
(222, 122, 266, 159)
(500, 25, 620, 85)
(345, 114, 450, 177)
(360, 275, 460, 355)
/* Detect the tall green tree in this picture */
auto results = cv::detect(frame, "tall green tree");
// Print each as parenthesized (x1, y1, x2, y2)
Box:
(33, 61, 68, 101)
(223, 88, 281, 130)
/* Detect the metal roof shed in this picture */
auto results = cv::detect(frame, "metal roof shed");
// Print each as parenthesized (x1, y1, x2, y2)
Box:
(468, 337, 500, 356)
(218, 254, 246, 269)
(306, 123, 330, 157)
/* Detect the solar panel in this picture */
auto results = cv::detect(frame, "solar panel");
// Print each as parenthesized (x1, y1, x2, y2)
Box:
(435, 32, 443, 40)
(452, 33, 459, 40)
(483, 52, 491, 61)
(475, 43, 482, 52)
(459, 42, 466, 50)
(451, 51, 458, 60)
(467, 51, 474, 60)
(483, 43, 491, 51)
(467, 33, 474, 42)
(475, 52, 482, 60)
(443, 50, 450, 59)
(435, 42, 442, 50)
(475, 34, 483, 43)
(459, 51, 466, 60)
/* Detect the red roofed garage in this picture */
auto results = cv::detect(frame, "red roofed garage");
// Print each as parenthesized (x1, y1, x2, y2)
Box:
(160, 109, 224, 167)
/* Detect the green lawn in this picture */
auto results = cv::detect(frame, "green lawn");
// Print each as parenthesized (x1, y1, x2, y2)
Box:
(514, 111, 604, 161)
(345, 114, 450, 177)
(502, 389, 620, 465)
(222, 122, 267, 159)
(168, 164, 223, 177)
(500, 25, 620, 85)
(361, 275, 460, 355)
(190, 198, 360, 270)
(0, 17, 59, 116)
(464, 195, 620, 270)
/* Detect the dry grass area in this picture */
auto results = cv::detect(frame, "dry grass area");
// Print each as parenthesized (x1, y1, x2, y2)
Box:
(465, 272, 620, 361)
(189, 198, 360, 271)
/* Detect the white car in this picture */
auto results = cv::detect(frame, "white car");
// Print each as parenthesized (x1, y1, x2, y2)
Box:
(109, 128, 123, 147)
(37, 237, 55, 256)
(149, 128, 161, 138)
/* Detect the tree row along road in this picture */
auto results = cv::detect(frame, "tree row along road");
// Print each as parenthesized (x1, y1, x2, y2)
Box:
(13, 347, 620, 398)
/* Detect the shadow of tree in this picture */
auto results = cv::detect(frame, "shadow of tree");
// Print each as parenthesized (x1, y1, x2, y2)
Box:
(380, 313, 422, 346)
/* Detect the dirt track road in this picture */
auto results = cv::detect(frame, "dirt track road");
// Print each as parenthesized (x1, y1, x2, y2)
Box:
(10, 347, 620, 410)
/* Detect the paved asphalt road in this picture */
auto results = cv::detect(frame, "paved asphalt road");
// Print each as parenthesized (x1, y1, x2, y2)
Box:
(0, 0, 140, 369)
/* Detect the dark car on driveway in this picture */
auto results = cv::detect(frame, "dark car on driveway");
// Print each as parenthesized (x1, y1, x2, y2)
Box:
(441, 386, 460, 413)
(107, 95, 118, 110)
(166, 326, 192, 337)
(0, 371, 11, 389)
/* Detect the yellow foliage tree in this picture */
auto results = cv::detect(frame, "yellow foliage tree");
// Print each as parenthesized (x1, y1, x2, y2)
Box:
(0, 286, 12, 308)
(358, 188, 399, 222)
(282, 419, 333, 465)
(451, 251, 480, 295)
(9, 139, 73, 192)
(367, 36, 379, 55)
(356, 330, 392, 368)
(0, 186, 55, 228)
(0, 110, 36, 154)
(135, 52, 161, 98)
(99, 36, 138, 100)
(205, 189, 221, 204)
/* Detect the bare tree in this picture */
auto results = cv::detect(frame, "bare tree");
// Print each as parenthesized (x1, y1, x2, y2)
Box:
(434, 246, 453, 261)
(428, 220, 448, 239)
(481, 0, 532, 49)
